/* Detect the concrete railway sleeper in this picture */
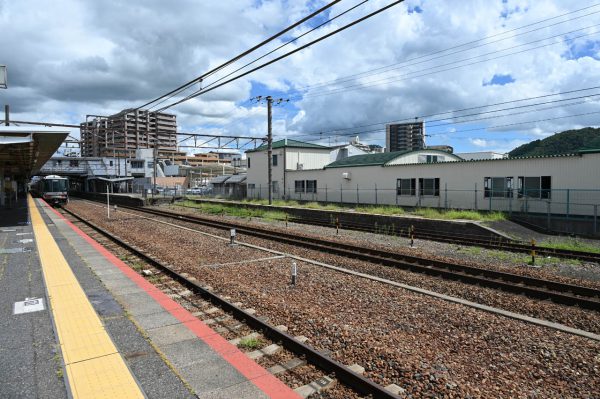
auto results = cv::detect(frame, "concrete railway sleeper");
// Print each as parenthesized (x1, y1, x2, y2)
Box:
(60, 207, 402, 399)
(110, 204, 600, 311)
(183, 199, 600, 263)
(275, 213, 600, 264)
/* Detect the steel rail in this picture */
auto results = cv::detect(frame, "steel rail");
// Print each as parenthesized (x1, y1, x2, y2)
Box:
(61, 207, 400, 399)
(185, 199, 600, 263)
(283, 214, 600, 263)
(106, 204, 600, 311)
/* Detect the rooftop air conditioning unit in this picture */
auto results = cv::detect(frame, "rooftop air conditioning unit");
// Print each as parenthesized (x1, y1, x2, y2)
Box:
(342, 172, 351, 180)
(297, 163, 304, 170)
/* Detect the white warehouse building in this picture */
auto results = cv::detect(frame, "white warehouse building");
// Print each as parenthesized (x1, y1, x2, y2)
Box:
(245, 139, 600, 217)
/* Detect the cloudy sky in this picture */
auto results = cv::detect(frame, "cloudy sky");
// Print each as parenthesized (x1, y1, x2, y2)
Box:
(1, 0, 599, 154)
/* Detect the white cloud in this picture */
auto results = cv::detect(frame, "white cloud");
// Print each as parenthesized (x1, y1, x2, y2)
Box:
(2, 0, 600, 154)
(470, 138, 489, 147)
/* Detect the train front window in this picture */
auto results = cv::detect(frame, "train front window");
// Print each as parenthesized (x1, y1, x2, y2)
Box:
(44, 179, 68, 192)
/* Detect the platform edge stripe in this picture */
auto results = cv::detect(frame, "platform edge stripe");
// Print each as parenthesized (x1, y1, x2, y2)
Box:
(30, 197, 145, 399)
(50, 202, 302, 399)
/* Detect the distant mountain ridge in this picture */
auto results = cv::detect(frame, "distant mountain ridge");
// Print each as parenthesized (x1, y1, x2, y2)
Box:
(508, 127, 600, 158)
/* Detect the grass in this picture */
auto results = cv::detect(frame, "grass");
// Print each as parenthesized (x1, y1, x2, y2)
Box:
(179, 201, 286, 221)
(539, 238, 600, 254)
(238, 336, 263, 350)
(356, 205, 405, 215)
(185, 198, 507, 221)
(459, 246, 582, 266)
(411, 208, 506, 221)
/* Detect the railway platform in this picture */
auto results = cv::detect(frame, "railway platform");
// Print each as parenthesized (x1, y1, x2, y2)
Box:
(0, 196, 299, 399)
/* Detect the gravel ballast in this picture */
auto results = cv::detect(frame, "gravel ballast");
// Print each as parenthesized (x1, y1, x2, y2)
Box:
(67, 201, 600, 398)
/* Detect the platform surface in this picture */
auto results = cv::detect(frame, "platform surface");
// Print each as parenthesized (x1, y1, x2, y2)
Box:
(1, 197, 299, 399)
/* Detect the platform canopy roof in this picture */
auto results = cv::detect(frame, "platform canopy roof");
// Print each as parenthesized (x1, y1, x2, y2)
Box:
(0, 127, 69, 179)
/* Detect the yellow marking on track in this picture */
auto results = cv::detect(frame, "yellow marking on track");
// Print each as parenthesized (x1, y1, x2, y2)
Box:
(29, 196, 144, 399)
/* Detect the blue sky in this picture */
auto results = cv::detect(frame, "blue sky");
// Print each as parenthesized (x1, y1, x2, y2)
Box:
(2, 0, 599, 155)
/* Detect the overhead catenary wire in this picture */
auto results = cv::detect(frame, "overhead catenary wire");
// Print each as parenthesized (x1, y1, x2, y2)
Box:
(290, 3, 600, 93)
(292, 26, 600, 100)
(133, 0, 343, 112)
(152, 0, 407, 113)
(294, 109, 600, 146)
(287, 85, 600, 139)
(160, 0, 372, 108)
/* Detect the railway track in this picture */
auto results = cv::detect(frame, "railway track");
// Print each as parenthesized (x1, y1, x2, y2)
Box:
(182, 200, 600, 263)
(280, 214, 600, 264)
(94, 203, 600, 312)
(60, 206, 402, 399)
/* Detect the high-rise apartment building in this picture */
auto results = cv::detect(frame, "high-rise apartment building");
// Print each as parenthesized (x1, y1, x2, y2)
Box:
(80, 109, 178, 157)
(385, 121, 425, 152)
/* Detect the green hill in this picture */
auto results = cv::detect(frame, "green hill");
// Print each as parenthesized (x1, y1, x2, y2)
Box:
(509, 127, 600, 157)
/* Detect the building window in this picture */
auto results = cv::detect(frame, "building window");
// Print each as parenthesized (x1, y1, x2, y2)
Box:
(396, 178, 416, 196)
(418, 178, 440, 196)
(294, 180, 305, 193)
(247, 157, 251, 168)
(131, 160, 144, 168)
(484, 177, 513, 198)
(518, 176, 551, 199)
(306, 180, 317, 193)
(248, 184, 255, 190)
(272, 154, 278, 167)
(69, 160, 79, 167)
(272, 181, 279, 193)
(109, 160, 114, 166)
(418, 155, 442, 163)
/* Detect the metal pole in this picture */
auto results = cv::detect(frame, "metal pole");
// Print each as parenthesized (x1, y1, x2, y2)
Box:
(153, 145, 157, 200)
(594, 204, 598, 235)
(340, 184, 343, 204)
(106, 183, 110, 219)
(325, 185, 328, 203)
(566, 189, 570, 220)
(4, 104, 9, 126)
(374, 183, 378, 205)
(474, 183, 478, 210)
(267, 96, 273, 205)
(444, 183, 448, 209)
(356, 184, 359, 206)
(547, 201, 551, 231)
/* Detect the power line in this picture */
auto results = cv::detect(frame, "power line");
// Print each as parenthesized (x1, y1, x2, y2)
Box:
(428, 110, 600, 137)
(172, 0, 371, 108)
(152, 0, 407, 113)
(287, 85, 600, 139)
(289, 4, 600, 93)
(298, 103, 600, 144)
(133, 0, 343, 112)
(293, 26, 600, 100)
(295, 109, 600, 147)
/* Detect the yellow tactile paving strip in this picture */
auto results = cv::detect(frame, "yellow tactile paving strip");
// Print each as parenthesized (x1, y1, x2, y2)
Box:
(29, 196, 144, 399)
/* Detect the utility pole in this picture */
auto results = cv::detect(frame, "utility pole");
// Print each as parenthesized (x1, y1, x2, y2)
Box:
(153, 145, 157, 199)
(267, 96, 273, 205)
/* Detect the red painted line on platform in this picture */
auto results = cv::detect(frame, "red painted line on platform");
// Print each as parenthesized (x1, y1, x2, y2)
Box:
(41, 201, 302, 399)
